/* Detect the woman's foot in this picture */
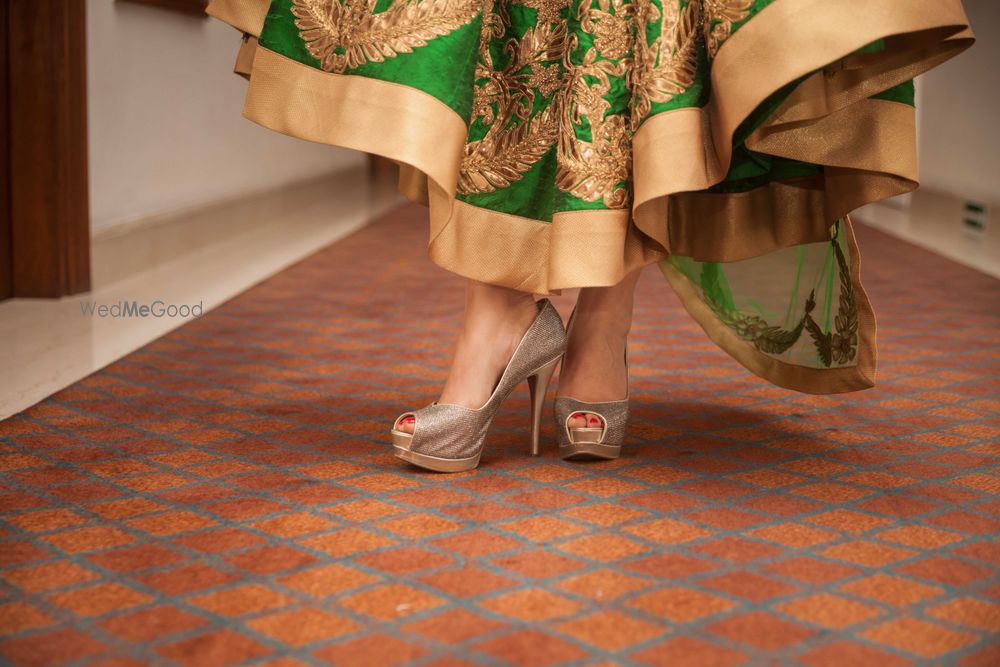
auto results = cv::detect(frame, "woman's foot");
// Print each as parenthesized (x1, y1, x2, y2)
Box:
(395, 280, 540, 434)
(558, 268, 642, 430)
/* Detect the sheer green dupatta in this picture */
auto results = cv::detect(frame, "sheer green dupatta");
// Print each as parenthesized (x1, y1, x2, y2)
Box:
(662, 218, 874, 394)
(636, 3, 973, 394)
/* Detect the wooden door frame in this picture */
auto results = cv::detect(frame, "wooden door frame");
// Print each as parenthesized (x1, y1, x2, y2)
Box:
(0, 0, 11, 300)
(2, 0, 391, 301)
(2, 0, 90, 299)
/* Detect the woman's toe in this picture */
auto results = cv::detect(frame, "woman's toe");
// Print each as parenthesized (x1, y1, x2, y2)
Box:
(395, 416, 416, 434)
(567, 412, 588, 429)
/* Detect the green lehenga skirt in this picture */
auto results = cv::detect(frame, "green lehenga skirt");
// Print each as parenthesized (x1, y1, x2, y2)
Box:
(207, 0, 973, 394)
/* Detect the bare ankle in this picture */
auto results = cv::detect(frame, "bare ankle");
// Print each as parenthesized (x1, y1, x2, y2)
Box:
(573, 271, 640, 338)
(463, 282, 537, 336)
(433, 283, 540, 410)
(466, 281, 536, 309)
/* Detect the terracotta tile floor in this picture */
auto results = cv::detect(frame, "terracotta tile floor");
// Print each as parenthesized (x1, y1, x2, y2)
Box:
(1, 204, 998, 666)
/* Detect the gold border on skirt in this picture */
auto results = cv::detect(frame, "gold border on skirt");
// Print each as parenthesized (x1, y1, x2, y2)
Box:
(233, 35, 258, 79)
(205, 0, 269, 37)
(630, 0, 972, 253)
(243, 47, 666, 293)
(228, 2, 974, 286)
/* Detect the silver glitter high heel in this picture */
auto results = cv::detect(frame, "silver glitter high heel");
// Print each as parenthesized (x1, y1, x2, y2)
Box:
(391, 299, 567, 472)
(553, 309, 630, 460)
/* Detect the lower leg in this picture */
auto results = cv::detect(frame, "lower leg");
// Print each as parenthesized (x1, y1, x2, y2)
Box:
(558, 267, 643, 429)
(396, 279, 539, 433)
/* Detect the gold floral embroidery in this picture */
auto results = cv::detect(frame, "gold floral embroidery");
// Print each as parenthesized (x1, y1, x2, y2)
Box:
(527, 62, 564, 97)
(292, 0, 479, 74)
(579, 0, 635, 60)
(553, 0, 637, 208)
(516, 0, 571, 26)
(702, 0, 752, 58)
(629, 0, 700, 130)
(459, 0, 703, 206)
(469, 0, 503, 127)
(458, 21, 567, 194)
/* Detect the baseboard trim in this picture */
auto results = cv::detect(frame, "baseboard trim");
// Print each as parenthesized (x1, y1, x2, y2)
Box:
(92, 166, 367, 289)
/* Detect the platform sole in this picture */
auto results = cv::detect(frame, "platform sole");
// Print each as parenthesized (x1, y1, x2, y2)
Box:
(559, 441, 621, 460)
(392, 431, 480, 472)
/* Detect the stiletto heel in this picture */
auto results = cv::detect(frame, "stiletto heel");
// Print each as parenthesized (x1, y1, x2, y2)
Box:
(527, 356, 560, 456)
(391, 299, 567, 473)
(554, 308, 630, 460)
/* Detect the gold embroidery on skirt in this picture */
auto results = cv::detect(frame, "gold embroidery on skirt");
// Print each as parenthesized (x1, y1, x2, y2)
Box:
(292, 0, 479, 74)
(702, 0, 752, 58)
(519, 0, 572, 26)
(555, 0, 632, 208)
(456, 0, 703, 207)
(581, 0, 635, 60)
(458, 14, 567, 195)
(630, 0, 700, 130)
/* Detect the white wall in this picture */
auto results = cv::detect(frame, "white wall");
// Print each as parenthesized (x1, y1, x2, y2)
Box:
(87, 0, 362, 235)
(917, 0, 1000, 204)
